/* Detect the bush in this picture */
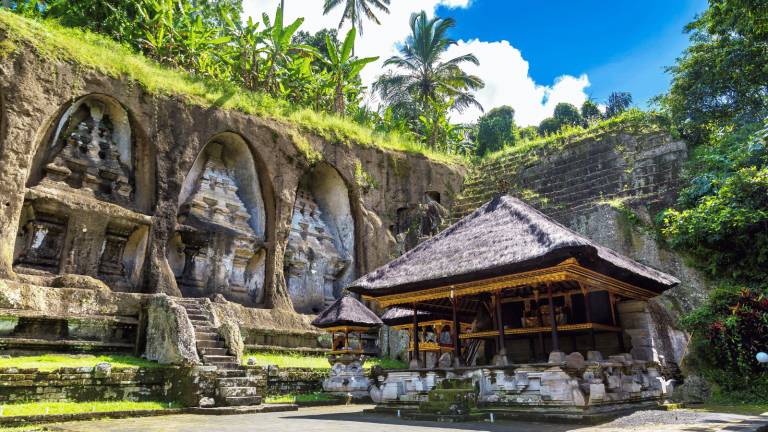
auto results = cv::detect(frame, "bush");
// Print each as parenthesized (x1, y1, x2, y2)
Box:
(678, 285, 768, 402)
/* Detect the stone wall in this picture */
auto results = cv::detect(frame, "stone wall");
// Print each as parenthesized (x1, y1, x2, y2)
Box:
(445, 129, 707, 364)
(265, 366, 328, 396)
(0, 43, 464, 352)
(0, 365, 169, 404)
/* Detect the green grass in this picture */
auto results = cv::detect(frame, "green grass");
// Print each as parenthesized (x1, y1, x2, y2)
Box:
(265, 393, 337, 404)
(0, 400, 183, 416)
(0, 11, 464, 167)
(688, 404, 768, 416)
(0, 355, 165, 371)
(243, 350, 407, 369)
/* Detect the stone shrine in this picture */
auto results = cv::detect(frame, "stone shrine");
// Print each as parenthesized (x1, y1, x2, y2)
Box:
(285, 188, 350, 314)
(174, 142, 266, 304)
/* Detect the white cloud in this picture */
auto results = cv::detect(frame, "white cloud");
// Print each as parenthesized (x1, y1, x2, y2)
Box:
(443, 40, 590, 126)
(242, 1, 591, 127)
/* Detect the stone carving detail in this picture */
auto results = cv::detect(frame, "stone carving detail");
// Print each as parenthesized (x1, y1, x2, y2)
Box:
(14, 209, 68, 274)
(323, 355, 373, 397)
(41, 102, 133, 206)
(285, 188, 350, 313)
(175, 143, 264, 299)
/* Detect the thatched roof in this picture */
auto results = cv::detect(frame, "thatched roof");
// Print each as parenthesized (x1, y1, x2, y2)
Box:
(349, 195, 680, 297)
(311, 296, 383, 329)
(380, 308, 437, 327)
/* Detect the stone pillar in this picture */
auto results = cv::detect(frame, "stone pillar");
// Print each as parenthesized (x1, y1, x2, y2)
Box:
(617, 300, 659, 361)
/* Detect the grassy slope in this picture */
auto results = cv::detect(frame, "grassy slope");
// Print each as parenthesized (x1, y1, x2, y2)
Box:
(0, 355, 165, 371)
(0, 401, 183, 416)
(0, 11, 464, 166)
(243, 350, 407, 369)
(482, 109, 675, 163)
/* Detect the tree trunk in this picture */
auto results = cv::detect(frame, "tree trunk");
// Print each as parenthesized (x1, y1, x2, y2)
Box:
(334, 80, 345, 116)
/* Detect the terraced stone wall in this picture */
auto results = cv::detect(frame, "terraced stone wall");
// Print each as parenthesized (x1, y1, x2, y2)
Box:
(446, 129, 706, 365)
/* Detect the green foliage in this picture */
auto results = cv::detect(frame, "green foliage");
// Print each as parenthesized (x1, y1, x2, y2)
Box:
(318, 28, 378, 115)
(581, 100, 601, 123)
(0, 400, 184, 416)
(659, 120, 768, 283)
(678, 284, 768, 402)
(0, 11, 464, 165)
(553, 102, 581, 126)
(322, 0, 391, 37)
(604, 91, 632, 118)
(474, 105, 517, 157)
(518, 126, 537, 141)
(373, 10, 484, 148)
(652, 7, 768, 145)
(537, 117, 561, 137)
(0, 355, 165, 371)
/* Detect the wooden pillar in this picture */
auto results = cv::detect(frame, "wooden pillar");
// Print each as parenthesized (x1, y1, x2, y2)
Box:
(359, 331, 362, 352)
(412, 302, 420, 366)
(547, 282, 560, 352)
(408, 327, 412, 362)
(534, 289, 545, 359)
(344, 330, 349, 350)
(610, 293, 626, 353)
(495, 290, 505, 354)
(580, 284, 596, 351)
(452, 296, 461, 361)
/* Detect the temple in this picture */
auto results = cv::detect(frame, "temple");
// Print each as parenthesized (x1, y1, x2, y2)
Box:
(350, 194, 679, 418)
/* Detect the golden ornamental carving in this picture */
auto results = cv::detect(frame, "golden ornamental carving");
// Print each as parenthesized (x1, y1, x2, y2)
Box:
(363, 261, 657, 308)
(564, 293, 572, 309)
(459, 322, 623, 339)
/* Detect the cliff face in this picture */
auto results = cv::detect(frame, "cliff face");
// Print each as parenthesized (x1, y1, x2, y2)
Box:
(0, 44, 465, 327)
(446, 130, 707, 364)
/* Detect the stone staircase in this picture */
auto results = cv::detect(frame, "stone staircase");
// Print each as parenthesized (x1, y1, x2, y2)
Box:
(441, 129, 688, 230)
(176, 298, 262, 407)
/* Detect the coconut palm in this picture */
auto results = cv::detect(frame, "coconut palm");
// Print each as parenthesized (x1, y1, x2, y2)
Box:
(322, 0, 390, 55)
(373, 11, 484, 147)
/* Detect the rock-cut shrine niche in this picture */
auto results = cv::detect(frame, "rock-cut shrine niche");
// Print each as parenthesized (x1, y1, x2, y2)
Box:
(13, 95, 153, 291)
(173, 135, 267, 306)
(285, 163, 355, 314)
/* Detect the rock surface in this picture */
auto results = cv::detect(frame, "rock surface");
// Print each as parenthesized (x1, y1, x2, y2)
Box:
(219, 320, 244, 365)
(144, 294, 199, 365)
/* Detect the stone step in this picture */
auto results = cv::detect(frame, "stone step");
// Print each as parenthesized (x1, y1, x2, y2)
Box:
(193, 325, 217, 333)
(225, 396, 262, 406)
(187, 314, 208, 321)
(219, 386, 261, 398)
(217, 377, 254, 387)
(197, 340, 226, 349)
(190, 319, 211, 327)
(211, 362, 242, 371)
(195, 332, 220, 341)
(199, 347, 229, 356)
(204, 355, 238, 364)
(176, 299, 201, 306)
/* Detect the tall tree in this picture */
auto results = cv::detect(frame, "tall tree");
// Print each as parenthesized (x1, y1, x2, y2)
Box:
(604, 92, 632, 118)
(373, 11, 484, 147)
(322, 0, 390, 55)
(553, 102, 581, 126)
(318, 28, 378, 115)
(474, 106, 517, 157)
(652, 6, 768, 144)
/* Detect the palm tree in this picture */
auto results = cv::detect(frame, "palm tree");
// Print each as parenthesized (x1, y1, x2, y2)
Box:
(604, 91, 633, 118)
(319, 28, 379, 115)
(373, 11, 484, 147)
(322, 0, 390, 56)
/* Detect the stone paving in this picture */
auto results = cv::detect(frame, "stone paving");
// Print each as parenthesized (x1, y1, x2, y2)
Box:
(50, 405, 766, 432)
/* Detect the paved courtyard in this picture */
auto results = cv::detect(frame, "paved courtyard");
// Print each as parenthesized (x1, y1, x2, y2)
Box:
(49, 405, 767, 432)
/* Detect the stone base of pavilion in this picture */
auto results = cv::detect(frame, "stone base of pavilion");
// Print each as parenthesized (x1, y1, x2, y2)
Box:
(367, 351, 675, 422)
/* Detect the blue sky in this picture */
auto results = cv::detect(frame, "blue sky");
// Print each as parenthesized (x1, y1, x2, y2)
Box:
(244, 0, 708, 125)
(433, 0, 708, 110)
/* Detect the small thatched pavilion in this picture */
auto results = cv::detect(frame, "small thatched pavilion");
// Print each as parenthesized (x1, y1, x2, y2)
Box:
(312, 296, 383, 355)
(349, 194, 680, 368)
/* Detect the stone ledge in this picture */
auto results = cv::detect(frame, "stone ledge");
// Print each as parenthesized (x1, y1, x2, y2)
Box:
(0, 308, 139, 325)
(0, 408, 186, 428)
(188, 403, 297, 415)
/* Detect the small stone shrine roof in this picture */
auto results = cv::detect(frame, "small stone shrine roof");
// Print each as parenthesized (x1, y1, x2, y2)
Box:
(348, 195, 680, 297)
(311, 296, 383, 329)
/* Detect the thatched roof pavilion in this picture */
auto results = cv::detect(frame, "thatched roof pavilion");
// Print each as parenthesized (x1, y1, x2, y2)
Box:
(348, 194, 680, 367)
(312, 296, 382, 355)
